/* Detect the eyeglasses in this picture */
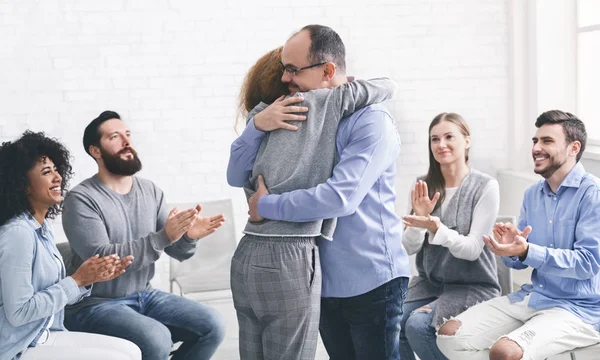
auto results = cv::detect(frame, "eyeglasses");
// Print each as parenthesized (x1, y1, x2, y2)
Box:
(279, 61, 327, 76)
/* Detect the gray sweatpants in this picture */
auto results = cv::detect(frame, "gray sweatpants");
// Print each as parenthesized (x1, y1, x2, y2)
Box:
(231, 235, 322, 360)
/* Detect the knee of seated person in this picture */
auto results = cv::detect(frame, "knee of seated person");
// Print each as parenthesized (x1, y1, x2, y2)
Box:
(489, 337, 523, 360)
(141, 323, 173, 357)
(204, 308, 227, 344)
(437, 319, 462, 336)
(405, 312, 432, 335)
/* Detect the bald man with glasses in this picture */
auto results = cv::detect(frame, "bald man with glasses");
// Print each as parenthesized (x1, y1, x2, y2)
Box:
(228, 24, 409, 360)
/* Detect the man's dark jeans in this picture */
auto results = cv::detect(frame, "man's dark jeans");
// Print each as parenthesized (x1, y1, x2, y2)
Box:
(319, 276, 409, 360)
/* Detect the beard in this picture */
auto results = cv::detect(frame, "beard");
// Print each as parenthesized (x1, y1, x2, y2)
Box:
(100, 147, 142, 176)
(534, 155, 566, 179)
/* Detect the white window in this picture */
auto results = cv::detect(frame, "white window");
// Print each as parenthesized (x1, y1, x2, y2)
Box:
(577, 0, 600, 142)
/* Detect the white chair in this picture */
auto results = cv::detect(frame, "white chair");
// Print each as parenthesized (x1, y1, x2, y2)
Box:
(555, 345, 600, 360)
(168, 199, 237, 302)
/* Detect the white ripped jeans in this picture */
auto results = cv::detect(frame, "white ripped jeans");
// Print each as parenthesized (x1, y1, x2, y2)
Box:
(436, 295, 600, 360)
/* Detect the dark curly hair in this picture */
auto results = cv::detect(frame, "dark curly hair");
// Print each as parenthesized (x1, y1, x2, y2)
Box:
(0, 131, 74, 225)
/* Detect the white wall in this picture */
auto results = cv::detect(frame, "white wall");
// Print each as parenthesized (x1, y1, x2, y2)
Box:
(1, 0, 511, 290)
(501, 0, 578, 218)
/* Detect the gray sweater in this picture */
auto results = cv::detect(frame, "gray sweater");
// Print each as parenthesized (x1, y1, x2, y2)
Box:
(406, 169, 501, 327)
(243, 78, 397, 239)
(61, 175, 196, 308)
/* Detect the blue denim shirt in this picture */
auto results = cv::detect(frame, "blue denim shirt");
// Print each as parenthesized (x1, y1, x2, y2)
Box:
(0, 212, 89, 360)
(503, 163, 600, 330)
(228, 104, 411, 297)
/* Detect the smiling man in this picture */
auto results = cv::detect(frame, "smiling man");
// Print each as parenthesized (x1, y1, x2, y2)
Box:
(61, 110, 226, 360)
(437, 110, 600, 360)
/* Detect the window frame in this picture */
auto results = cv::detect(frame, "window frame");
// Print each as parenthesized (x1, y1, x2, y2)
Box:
(576, 0, 600, 146)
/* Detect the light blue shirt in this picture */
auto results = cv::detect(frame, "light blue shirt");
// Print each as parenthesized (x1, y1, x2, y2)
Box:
(504, 162, 600, 330)
(0, 213, 89, 360)
(227, 104, 410, 297)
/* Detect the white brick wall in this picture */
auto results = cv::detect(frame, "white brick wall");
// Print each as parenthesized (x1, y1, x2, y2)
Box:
(0, 0, 509, 290)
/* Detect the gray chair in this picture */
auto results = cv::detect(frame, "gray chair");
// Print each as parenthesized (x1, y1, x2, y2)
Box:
(56, 241, 74, 274)
(168, 199, 237, 302)
(495, 255, 513, 296)
(494, 215, 516, 296)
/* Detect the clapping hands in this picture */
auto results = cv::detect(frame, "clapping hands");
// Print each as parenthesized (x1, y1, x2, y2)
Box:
(71, 254, 134, 287)
(483, 222, 531, 258)
(402, 180, 441, 233)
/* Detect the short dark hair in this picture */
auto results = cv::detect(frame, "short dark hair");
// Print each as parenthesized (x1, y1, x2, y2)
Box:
(300, 24, 346, 73)
(0, 131, 74, 225)
(535, 110, 587, 162)
(83, 110, 121, 157)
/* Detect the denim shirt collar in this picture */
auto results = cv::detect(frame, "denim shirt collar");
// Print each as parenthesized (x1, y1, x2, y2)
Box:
(16, 212, 50, 238)
(539, 162, 586, 196)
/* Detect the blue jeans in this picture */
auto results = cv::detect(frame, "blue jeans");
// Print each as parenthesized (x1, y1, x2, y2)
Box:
(64, 289, 225, 360)
(399, 298, 448, 360)
(319, 276, 408, 360)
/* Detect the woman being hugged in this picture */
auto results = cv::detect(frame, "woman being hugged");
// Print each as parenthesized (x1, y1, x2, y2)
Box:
(0, 131, 140, 360)
(399, 113, 501, 360)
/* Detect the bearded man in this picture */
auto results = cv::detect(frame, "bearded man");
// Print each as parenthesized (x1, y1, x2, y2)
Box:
(62, 110, 226, 360)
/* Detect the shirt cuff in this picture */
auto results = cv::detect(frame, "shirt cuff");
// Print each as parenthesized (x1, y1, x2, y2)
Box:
(151, 229, 171, 251)
(404, 226, 427, 240)
(522, 243, 546, 269)
(258, 194, 281, 220)
(429, 223, 449, 246)
(175, 234, 197, 251)
(79, 284, 92, 297)
(241, 118, 266, 145)
(61, 276, 85, 303)
(181, 233, 196, 243)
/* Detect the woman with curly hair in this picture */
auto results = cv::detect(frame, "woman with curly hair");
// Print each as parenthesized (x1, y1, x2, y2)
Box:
(227, 43, 397, 359)
(0, 131, 141, 360)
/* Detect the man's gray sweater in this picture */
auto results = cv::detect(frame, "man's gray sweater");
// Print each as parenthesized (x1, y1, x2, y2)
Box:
(62, 175, 196, 308)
